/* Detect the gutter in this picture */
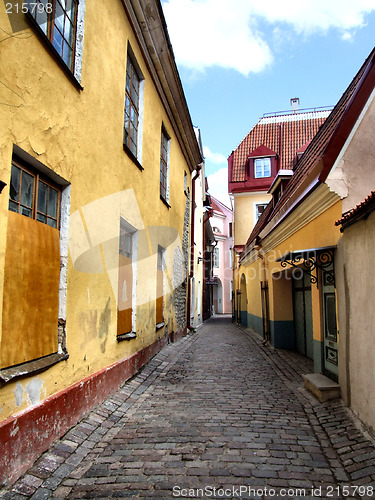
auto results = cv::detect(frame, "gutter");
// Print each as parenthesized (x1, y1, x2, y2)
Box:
(187, 165, 202, 330)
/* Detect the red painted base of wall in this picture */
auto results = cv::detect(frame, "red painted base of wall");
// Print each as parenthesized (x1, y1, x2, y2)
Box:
(0, 336, 170, 486)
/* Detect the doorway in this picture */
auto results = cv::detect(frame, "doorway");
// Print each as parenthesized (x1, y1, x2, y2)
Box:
(322, 263, 338, 381)
(292, 270, 314, 359)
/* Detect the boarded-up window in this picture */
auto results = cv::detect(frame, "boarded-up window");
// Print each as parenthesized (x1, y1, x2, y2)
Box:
(1, 160, 61, 368)
(117, 219, 136, 336)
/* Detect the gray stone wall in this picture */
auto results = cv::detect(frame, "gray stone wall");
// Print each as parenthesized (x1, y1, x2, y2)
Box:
(174, 193, 190, 330)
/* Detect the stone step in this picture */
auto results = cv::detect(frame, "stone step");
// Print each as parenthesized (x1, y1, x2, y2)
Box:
(303, 373, 341, 403)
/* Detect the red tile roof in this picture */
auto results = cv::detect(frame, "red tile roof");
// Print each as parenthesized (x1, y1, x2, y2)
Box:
(231, 109, 331, 182)
(243, 46, 375, 253)
(335, 191, 375, 230)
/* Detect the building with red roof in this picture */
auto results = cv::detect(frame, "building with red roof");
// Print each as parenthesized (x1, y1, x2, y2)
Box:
(230, 45, 375, 428)
(228, 102, 331, 290)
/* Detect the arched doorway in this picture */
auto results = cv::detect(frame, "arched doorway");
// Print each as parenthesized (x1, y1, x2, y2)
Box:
(240, 274, 247, 327)
(213, 278, 223, 314)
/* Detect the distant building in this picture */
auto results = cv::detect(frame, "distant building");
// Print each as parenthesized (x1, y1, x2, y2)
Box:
(228, 102, 331, 293)
(210, 197, 233, 315)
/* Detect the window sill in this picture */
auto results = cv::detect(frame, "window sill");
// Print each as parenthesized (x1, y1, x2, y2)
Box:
(0, 352, 69, 385)
(25, 13, 83, 92)
(156, 322, 165, 330)
(123, 144, 144, 171)
(160, 195, 171, 209)
(117, 332, 137, 342)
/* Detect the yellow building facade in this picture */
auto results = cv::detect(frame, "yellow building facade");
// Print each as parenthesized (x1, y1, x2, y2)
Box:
(235, 48, 375, 398)
(0, 0, 201, 485)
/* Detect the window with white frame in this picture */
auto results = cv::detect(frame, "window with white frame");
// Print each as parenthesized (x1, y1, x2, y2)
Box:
(26, 0, 85, 83)
(124, 46, 144, 165)
(160, 125, 171, 203)
(254, 158, 271, 178)
(214, 246, 219, 268)
(255, 203, 267, 222)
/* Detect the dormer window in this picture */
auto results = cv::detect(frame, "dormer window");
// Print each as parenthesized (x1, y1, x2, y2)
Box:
(254, 158, 271, 178)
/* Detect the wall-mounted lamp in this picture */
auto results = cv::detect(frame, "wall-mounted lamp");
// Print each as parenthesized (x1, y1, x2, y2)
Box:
(0, 181, 6, 194)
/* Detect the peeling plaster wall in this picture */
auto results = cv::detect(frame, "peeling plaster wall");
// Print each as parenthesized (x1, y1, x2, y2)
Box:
(336, 211, 375, 435)
(0, 0, 196, 476)
(326, 90, 375, 211)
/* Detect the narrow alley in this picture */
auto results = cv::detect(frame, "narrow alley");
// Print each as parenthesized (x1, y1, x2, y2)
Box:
(2, 316, 375, 499)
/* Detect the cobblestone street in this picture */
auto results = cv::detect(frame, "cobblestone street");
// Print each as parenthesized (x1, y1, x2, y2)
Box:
(1, 316, 375, 499)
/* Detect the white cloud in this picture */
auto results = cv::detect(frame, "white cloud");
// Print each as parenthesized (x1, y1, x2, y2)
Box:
(207, 168, 231, 207)
(162, 0, 273, 76)
(162, 0, 375, 75)
(203, 146, 227, 165)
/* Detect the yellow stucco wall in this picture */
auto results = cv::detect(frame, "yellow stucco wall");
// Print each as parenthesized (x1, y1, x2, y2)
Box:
(0, 1, 194, 419)
(237, 199, 342, 336)
(233, 193, 271, 246)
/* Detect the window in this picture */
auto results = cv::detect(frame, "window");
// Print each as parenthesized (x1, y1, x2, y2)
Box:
(255, 203, 267, 223)
(9, 161, 60, 228)
(160, 126, 170, 203)
(214, 247, 219, 268)
(124, 55, 140, 157)
(2, 151, 69, 377)
(184, 171, 188, 195)
(229, 222, 233, 238)
(27, 0, 79, 72)
(254, 158, 271, 178)
(117, 219, 137, 340)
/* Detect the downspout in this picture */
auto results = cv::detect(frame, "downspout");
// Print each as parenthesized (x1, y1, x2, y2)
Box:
(187, 165, 202, 330)
(254, 242, 266, 281)
(254, 241, 270, 344)
(202, 206, 214, 320)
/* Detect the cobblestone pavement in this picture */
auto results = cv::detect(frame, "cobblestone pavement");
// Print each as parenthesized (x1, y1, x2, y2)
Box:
(1, 316, 375, 499)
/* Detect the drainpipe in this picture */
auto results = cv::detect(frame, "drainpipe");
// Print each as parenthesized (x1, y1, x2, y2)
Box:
(254, 241, 270, 344)
(187, 165, 202, 330)
(202, 206, 214, 320)
(254, 242, 266, 280)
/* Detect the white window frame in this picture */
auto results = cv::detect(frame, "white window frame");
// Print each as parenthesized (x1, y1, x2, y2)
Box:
(214, 246, 219, 268)
(254, 202, 268, 225)
(160, 125, 171, 203)
(124, 44, 145, 165)
(254, 157, 271, 178)
(120, 217, 138, 333)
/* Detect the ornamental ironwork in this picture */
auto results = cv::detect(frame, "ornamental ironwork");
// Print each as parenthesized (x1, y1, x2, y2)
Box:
(278, 247, 335, 287)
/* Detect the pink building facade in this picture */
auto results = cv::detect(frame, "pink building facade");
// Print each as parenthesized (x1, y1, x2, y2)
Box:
(211, 197, 233, 314)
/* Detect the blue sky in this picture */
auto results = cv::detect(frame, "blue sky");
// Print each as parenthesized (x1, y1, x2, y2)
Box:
(161, 0, 375, 206)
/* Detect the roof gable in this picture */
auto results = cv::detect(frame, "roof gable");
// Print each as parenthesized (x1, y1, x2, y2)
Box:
(230, 109, 330, 183)
(248, 145, 277, 158)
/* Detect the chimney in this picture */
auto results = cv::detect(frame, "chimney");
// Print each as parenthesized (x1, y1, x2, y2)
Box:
(290, 97, 299, 113)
